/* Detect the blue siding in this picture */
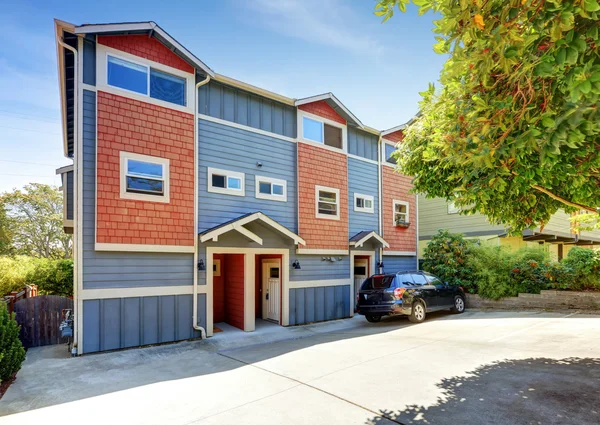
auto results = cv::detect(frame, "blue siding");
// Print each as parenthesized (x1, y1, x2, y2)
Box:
(198, 81, 296, 138)
(348, 157, 379, 237)
(66, 171, 74, 220)
(288, 285, 350, 325)
(82, 37, 96, 86)
(82, 294, 206, 354)
(290, 255, 350, 281)
(348, 127, 378, 161)
(198, 119, 298, 232)
(382, 255, 418, 273)
(80, 90, 194, 290)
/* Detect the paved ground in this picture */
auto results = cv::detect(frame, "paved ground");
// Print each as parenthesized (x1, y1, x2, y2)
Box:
(1, 310, 599, 425)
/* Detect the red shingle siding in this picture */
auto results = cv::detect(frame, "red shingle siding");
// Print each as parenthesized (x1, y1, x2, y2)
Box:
(298, 100, 346, 125)
(382, 166, 417, 252)
(224, 254, 245, 330)
(98, 35, 194, 74)
(384, 130, 404, 143)
(298, 143, 348, 249)
(96, 91, 195, 247)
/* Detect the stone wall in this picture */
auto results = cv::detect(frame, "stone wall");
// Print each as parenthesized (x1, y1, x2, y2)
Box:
(466, 290, 600, 310)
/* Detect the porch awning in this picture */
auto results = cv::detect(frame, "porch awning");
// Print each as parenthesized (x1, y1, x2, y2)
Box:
(198, 212, 305, 246)
(349, 231, 389, 249)
(522, 230, 600, 245)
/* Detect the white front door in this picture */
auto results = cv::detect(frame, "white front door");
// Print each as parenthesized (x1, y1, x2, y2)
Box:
(354, 258, 369, 297)
(262, 260, 281, 322)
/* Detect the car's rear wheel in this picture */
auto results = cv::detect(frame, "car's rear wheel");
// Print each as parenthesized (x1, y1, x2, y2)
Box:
(409, 301, 426, 323)
(365, 314, 382, 323)
(451, 295, 465, 314)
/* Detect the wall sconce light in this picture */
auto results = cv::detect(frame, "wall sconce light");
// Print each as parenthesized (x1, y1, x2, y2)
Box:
(377, 261, 384, 269)
(322, 257, 336, 263)
(197, 259, 206, 271)
(256, 161, 263, 167)
(337, 257, 343, 261)
(292, 260, 301, 270)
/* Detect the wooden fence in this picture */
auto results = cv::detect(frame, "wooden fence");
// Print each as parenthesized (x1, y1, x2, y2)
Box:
(13, 295, 73, 348)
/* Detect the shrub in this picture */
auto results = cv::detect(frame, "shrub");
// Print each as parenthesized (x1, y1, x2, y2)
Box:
(422, 230, 474, 289)
(0, 302, 26, 382)
(560, 248, 600, 291)
(0, 256, 73, 297)
(466, 245, 513, 299)
(509, 259, 551, 295)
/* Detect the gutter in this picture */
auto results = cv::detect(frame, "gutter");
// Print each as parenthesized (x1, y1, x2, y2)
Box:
(377, 134, 383, 273)
(192, 74, 211, 339)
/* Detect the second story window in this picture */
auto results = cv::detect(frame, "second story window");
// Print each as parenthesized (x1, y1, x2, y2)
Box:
(120, 152, 170, 203)
(385, 142, 397, 164)
(302, 116, 343, 149)
(107, 55, 186, 106)
(255, 176, 287, 202)
(208, 167, 245, 197)
(393, 200, 410, 226)
(354, 193, 374, 214)
(315, 185, 340, 220)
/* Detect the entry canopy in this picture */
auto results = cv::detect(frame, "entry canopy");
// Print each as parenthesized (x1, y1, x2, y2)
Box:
(349, 231, 389, 249)
(199, 212, 306, 246)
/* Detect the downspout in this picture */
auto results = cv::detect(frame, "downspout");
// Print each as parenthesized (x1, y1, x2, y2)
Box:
(56, 29, 79, 354)
(377, 134, 383, 274)
(193, 74, 211, 338)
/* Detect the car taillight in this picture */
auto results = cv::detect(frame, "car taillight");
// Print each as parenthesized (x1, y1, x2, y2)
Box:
(393, 287, 406, 299)
(459, 286, 464, 292)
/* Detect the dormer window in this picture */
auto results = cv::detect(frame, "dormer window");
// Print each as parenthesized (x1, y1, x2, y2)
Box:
(301, 115, 344, 150)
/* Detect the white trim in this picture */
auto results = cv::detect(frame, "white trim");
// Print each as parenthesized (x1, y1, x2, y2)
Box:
(199, 212, 306, 246)
(315, 185, 340, 220)
(298, 138, 347, 155)
(255, 175, 287, 202)
(55, 164, 73, 174)
(96, 44, 195, 114)
(295, 93, 363, 128)
(75, 21, 215, 77)
(350, 231, 389, 249)
(244, 253, 256, 331)
(198, 114, 296, 143)
(261, 259, 281, 322)
(207, 167, 245, 197)
(383, 251, 417, 256)
(119, 151, 170, 203)
(81, 83, 97, 92)
(80, 285, 203, 300)
(354, 193, 375, 214)
(381, 124, 406, 136)
(288, 278, 351, 289)
(63, 219, 74, 228)
(347, 153, 378, 165)
(75, 36, 84, 354)
(298, 110, 347, 152)
(393, 199, 410, 226)
(295, 248, 349, 255)
(350, 250, 376, 315)
(234, 225, 263, 245)
(95, 243, 195, 253)
(383, 139, 399, 166)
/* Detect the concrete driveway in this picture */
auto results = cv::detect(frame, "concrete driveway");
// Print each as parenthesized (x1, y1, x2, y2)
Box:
(1, 310, 599, 425)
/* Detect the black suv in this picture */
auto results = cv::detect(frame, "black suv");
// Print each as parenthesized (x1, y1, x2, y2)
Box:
(356, 271, 465, 323)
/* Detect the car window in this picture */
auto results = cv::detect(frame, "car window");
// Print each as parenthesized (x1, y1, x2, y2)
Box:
(395, 274, 414, 287)
(361, 275, 394, 290)
(411, 273, 428, 285)
(423, 272, 442, 285)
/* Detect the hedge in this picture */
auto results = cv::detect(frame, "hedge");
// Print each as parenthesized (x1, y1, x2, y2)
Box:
(0, 256, 73, 297)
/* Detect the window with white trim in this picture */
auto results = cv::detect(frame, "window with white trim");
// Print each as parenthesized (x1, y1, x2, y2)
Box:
(302, 116, 343, 149)
(120, 152, 170, 203)
(255, 176, 287, 202)
(316, 185, 340, 220)
(354, 193, 374, 213)
(393, 200, 410, 226)
(384, 142, 397, 164)
(208, 167, 245, 196)
(107, 54, 186, 106)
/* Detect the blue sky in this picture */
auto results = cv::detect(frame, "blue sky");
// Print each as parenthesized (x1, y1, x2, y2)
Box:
(0, 0, 445, 193)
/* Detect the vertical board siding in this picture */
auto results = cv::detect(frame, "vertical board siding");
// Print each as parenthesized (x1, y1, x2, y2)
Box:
(382, 255, 418, 273)
(82, 36, 96, 86)
(290, 255, 350, 281)
(82, 295, 205, 353)
(348, 158, 379, 237)
(81, 90, 194, 290)
(348, 127, 378, 161)
(223, 254, 245, 330)
(66, 171, 74, 220)
(198, 119, 298, 232)
(198, 81, 296, 138)
(288, 285, 350, 325)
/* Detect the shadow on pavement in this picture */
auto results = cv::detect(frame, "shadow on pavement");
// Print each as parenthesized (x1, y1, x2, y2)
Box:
(367, 357, 600, 425)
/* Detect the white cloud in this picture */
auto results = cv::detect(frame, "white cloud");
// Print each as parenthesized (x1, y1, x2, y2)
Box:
(245, 0, 386, 57)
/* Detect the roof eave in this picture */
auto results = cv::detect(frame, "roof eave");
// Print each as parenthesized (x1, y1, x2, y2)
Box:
(295, 93, 364, 129)
(54, 19, 76, 158)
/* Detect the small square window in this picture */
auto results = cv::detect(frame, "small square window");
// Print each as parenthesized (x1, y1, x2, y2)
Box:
(316, 186, 340, 220)
(393, 200, 410, 226)
(255, 176, 287, 202)
(354, 193, 374, 213)
(324, 124, 342, 149)
(385, 143, 397, 164)
(302, 117, 323, 143)
(227, 176, 242, 190)
(208, 168, 245, 196)
(120, 152, 169, 203)
(212, 174, 226, 188)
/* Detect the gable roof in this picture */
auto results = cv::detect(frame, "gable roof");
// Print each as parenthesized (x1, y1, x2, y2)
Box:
(295, 93, 363, 128)
(74, 21, 214, 77)
(349, 231, 389, 248)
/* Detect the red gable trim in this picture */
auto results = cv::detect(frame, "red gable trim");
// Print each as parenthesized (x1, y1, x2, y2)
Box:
(98, 35, 194, 74)
(298, 100, 346, 125)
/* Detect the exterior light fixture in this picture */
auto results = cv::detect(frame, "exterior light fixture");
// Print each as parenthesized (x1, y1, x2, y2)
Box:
(292, 260, 301, 270)
(197, 259, 206, 271)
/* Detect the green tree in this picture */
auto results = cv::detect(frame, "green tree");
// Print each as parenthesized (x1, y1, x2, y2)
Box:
(0, 200, 12, 256)
(1, 184, 72, 259)
(376, 0, 600, 232)
(422, 230, 473, 288)
(0, 302, 26, 383)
